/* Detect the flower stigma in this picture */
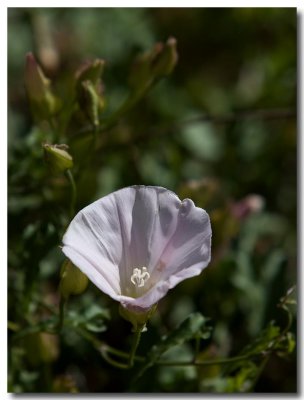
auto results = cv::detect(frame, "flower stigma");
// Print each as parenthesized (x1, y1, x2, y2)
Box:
(131, 267, 150, 288)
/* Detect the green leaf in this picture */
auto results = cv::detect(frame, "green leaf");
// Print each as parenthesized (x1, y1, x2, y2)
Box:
(229, 363, 258, 392)
(240, 321, 281, 357)
(137, 313, 211, 379)
(12, 317, 57, 342)
(180, 121, 223, 162)
(149, 313, 211, 361)
(201, 361, 259, 393)
(219, 318, 295, 393)
(67, 304, 110, 333)
(84, 304, 110, 320)
(237, 287, 296, 360)
(276, 332, 296, 357)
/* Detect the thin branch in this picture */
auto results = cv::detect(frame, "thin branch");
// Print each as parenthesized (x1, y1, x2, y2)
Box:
(57, 297, 66, 332)
(99, 347, 130, 370)
(137, 107, 296, 137)
(172, 107, 296, 127)
(156, 352, 262, 367)
(93, 107, 295, 152)
(128, 329, 143, 368)
(73, 106, 295, 146)
(65, 169, 77, 218)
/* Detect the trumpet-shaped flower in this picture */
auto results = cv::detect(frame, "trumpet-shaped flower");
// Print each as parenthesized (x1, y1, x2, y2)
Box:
(62, 186, 212, 313)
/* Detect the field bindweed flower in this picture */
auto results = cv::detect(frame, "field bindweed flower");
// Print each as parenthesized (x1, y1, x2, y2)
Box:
(62, 186, 212, 323)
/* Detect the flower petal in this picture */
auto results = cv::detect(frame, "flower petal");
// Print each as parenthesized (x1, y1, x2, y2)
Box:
(62, 245, 120, 300)
(126, 186, 181, 271)
(62, 186, 211, 309)
(62, 185, 177, 298)
(119, 198, 211, 310)
(62, 187, 137, 298)
(153, 198, 211, 281)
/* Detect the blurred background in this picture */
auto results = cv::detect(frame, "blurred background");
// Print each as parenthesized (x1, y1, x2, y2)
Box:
(8, 8, 297, 393)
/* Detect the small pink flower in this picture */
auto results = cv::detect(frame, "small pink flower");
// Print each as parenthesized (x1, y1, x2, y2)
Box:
(230, 194, 264, 220)
(62, 186, 212, 312)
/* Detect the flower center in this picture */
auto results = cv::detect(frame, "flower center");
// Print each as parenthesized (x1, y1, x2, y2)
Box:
(130, 267, 150, 288)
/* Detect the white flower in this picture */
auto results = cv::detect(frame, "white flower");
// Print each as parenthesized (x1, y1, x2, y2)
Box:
(62, 186, 212, 312)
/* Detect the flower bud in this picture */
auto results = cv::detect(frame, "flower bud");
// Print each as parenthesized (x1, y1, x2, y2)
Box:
(79, 80, 105, 127)
(75, 59, 106, 125)
(59, 259, 89, 300)
(119, 303, 157, 332)
(43, 143, 73, 174)
(22, 332, 59, 366)
(151, 37, 178, 77)
(24, 52, 58, 119)
(76, 59, 105, 89)
(128, 52, 153, 93)
(128, 38, 178, 94)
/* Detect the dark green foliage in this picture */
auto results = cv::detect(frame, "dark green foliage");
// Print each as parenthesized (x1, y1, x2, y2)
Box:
(138, 313, 211, 376)
(67, 303, 110, 333)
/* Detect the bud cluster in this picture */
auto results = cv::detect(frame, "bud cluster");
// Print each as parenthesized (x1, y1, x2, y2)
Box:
(129, 37, 178, 94)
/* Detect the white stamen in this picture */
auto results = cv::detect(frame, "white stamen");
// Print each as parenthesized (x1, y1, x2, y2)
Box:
(131, 266, 150, 288)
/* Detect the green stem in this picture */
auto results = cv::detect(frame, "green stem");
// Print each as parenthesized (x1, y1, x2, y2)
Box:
(156, 353, 261, 367)
(74, 326, 134, 369)
(128, 329, 143, 368)
(73, 326, 144, 364)
(48, 117, 57, 139)
(75, 93, 140, 137)
(99, 346, 130, 369)
(42, 363, 52, 392)
(99, 93, 139, 132)
(57, 297, 66, 332)
(90, 85, 149, 135)
(248, 355, 269, 392)
(36, 299, 57, 315)
(104, 342, 144, 361)
(62, 324, 264, 369)
(280, 305, 293, 337)
(65, 169, 77, 218)
(194, 336, 201, 360)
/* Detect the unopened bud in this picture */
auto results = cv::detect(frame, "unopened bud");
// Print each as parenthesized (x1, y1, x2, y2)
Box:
(128, 37, 178, 94)
(76, 59, 105, 88)
(151, 37, 178, 77)
(128, 52, 152, 92)
(75, 59, 106, 125)
(43, 143, 73, 174)
(23, 332, 59, 366)
(59, 259, 88, 299)
(24, 52, 58, 119)
(25, 53, 50, 101)
(79, 80, 105, 127)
